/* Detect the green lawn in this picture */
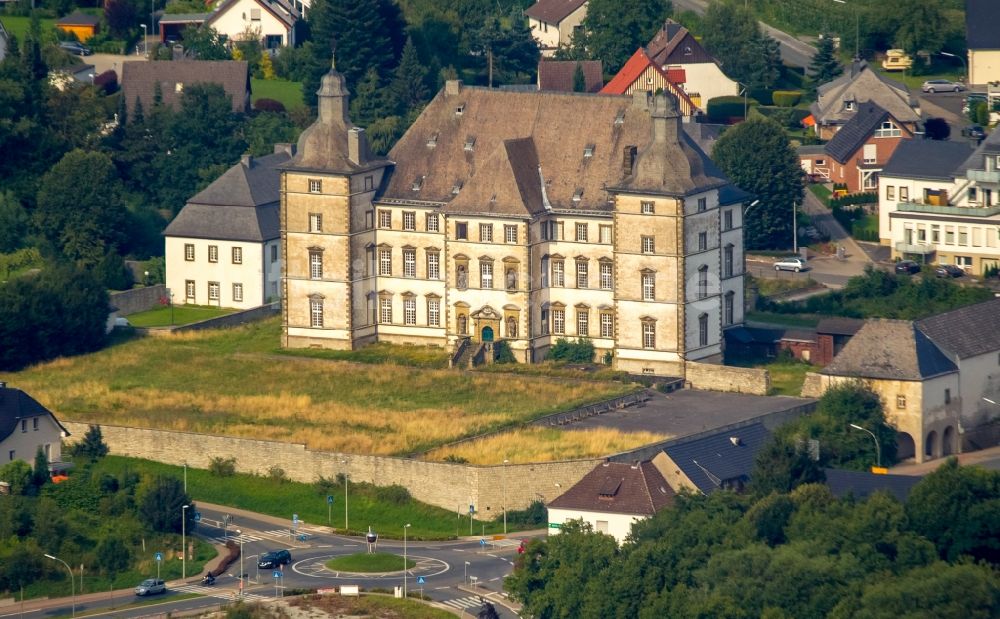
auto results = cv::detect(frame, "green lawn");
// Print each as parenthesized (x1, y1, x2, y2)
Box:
(325, 553, 415, 573)
(125, 304, 235, 327)
(289, 594, 455, 619)
(765, 359, 815, 396)
(251, 78, 305, 110)
(0, 15, 57, 40)
(280, 342, 449, 369)
(92, 456, 513, 540)
(808, 183, 832, 205)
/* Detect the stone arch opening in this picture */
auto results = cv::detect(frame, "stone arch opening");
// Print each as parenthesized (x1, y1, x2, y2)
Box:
(925, 430, 938, 459)
(942, 426, 956, 456)
(896, 431, 915, 461)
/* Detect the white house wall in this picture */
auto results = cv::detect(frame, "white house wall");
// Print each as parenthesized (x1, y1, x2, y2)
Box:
(546, 507, 645, 545)
(2, 414, 65, 466)
(675, 62, 739, 104)
(209, 0, 292, 46)
(165, 236, 270, 309)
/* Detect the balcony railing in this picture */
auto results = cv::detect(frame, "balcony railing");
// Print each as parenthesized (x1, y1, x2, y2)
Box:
(966, 169, 1000, 183)
(896, 202, 1000, 217)
(895, 241, 935, 255)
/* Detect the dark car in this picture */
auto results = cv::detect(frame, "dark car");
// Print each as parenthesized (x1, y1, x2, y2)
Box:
(963, 125, 987, 140)
(58, 41, 92, 56)
(257, 549, 291, 569)
(895, 260, 921, 274)
(934, 264, 964, 278)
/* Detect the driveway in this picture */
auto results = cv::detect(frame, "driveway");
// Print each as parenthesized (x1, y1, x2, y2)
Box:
(86, 51, 146, 76)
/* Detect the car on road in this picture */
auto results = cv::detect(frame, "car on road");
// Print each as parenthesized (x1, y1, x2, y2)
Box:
(962, 125, 987, 140)
(921, 79, 964, 93)
(774, 257, 807, 272)
(135, 579, 166, 596)
(257, 549, 292, 569)
(934, 264, 965, 278)
(58, 41, 92, 56)
(895, 260, 921, 274)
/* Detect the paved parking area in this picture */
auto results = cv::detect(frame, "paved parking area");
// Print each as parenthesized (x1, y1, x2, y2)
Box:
(566, 389, 814, 439)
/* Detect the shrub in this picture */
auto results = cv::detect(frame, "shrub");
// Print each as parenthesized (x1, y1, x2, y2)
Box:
(374, 484, 411, 505)
(975, 102, 990, 126)
(772, 90, 803, 107)
(70, 424, 109, 460)
(267, 465, 287, 483)
(209, 456, 236, 477)
(505, 500, 546, 526)
(494, 340, 517, 364)
(707, 95, 748, 122)
(546, 338, 595, 363)
(443, 454, 469, 463)
(254, 98, 286, 114)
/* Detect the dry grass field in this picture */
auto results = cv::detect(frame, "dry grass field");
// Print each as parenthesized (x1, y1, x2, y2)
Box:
(427, 426, 669, 464)
(1, 318, 636, 458)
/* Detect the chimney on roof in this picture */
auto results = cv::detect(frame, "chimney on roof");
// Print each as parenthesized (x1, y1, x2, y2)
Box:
(632, 89, 650, 109)
(274, 143, 296, 156)
(241, 154, 253, 168)
(650, 92, 679, 148)
(622, 145, 637, 176)
(348, 127, 367, 166)
(445, 80, 463, 96)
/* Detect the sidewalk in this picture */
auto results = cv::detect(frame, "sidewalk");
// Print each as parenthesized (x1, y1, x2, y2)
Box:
(890, 444, 1000, 476)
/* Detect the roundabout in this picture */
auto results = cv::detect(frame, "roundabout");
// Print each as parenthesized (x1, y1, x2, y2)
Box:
(294, 554, 450, 581)
(324, 552, 415, 573)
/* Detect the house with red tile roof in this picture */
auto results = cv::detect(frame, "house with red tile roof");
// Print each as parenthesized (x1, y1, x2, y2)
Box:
(600, 47, 699, 116)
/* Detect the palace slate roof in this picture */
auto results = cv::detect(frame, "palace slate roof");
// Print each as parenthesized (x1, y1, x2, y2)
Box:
(548, 461, 675, 516)
(881, 139, 974, 181)
(662, 423, 771, 494)
(823, 320, 957, 381)
(381, 84, 733, 215)
(524, 0, 587, 25)
(917, 297, 1000, 360)
(164, 148, 291, 242)
(120, 60, 250, 119)
(966, 0, 1000, 50)
(0, 386, 69, 443)
(538, 60, 603, 93)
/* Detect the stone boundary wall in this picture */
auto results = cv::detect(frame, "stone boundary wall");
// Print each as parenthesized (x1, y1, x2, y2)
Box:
(61, 422, 601, 520)
(172, 303, 280, 333)
(111, 285, 167, 316)
(686, 361, 770, 395)
(800, 372, 825, 398)
(606, 399, 818, 463)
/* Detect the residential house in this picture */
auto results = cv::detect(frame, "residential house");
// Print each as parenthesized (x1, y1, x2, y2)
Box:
(204, 0, 299, 50)
(824, 468, 922, 502)
(56, 12, 100, 42)
(158, 14, 209, 44)
(49, 62, 95, 90)
(654, 423, 771, 494)
(600, 47, 701, 117)
(814, 319, 962, 463)
(120, 60, 250, 119)
(547, 460, 675, 543)
(877, 136, 1000, 273)
(281, 64, 750, 377)
(524, 0, 588, 57)
(808, 61, 921, 140)
(798, 102, 913, 193)
(966, 0, 1000, 86)
(165, 146, 292, 309)
(537, 59, 603, 93)
(642, 19, 739, 106)
(0, 383, 70, 469)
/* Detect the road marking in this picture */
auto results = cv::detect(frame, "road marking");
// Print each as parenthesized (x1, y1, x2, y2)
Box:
(440, 596, 483, 610)
(173, 584, 269, 601)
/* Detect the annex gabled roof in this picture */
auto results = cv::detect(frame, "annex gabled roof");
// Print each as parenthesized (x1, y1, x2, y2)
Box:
(662, 423, 771, 494)
(382, 84, 733, 211)
(120, 60, 250, 119)
(824, 468, 922, 502)
(880, 139, 974, 181)
(0, 386, 69, 444)
(917, 297, 1000, 360)
(524, 0, 587, 25)
(538, 60, 603, 93)
(966, 0, 1000, 50)
(548, 461, 675, 516)
(644, 19, 713, 67)
(57, 11, 101, 26)
(810, 61, 919, 128)
(164, 149, 291, 242)
(816, 317, 864, 337)
(823, 320, 957, 381)
(599, 47, 699, 113)
(823, 102, 908, 163)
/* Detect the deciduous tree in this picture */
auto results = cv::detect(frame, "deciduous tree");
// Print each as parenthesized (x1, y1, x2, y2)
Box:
(138, 476, 193, 533)
(574, 0, 673, 73)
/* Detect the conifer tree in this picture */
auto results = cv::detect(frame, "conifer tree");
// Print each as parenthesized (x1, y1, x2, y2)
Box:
(390, 37, 429, 115)
(572, 62, 586, 92)
(809, 35, 843, 86)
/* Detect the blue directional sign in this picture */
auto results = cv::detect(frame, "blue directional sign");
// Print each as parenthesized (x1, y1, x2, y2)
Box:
(154, 552, 163, 562)
(292, 513, 299, 524)
(468, 504, 474, 514)
(480, 538, 486, 546)
(194, 511, 202, 522)
(417, 576, 425, 585)
(273, 570, 282, 579)
(327, 495, 334, 505)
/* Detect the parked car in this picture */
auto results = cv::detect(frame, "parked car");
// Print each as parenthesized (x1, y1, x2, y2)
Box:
(58, 41, 92, 56)
(921, 79, 964, 93)
(135, 579, 166, 596)
(895, 260, 921, 274)
(962, 125, 987, 140)
(774, 257, 807, 272)
(257, 549, 292, 569)
(934, 264, 964, 278)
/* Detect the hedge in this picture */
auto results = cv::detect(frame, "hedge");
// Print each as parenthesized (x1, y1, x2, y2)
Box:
(773, 90, 803, 107)
(830, 191, 877, 209)
(707, 95, 748, 121)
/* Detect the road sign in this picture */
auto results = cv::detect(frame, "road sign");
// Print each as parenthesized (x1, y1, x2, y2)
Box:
(417, 576, 425, 585)
(480, 538, 486, 546)
(327, 495, 334, 504)
(154, 552, 163, 562)
(292, 513, 299, 524)
(273, 570, 282, 579)
(548, 522, 562, 529)
(468, 504, 474, 514)
(194, 512, 202, 522)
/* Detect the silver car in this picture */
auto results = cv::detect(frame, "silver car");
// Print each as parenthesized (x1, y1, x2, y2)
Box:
(135, 578, 166, 596)
(774, 257, 807, 272)
(921, 79, 964, 93)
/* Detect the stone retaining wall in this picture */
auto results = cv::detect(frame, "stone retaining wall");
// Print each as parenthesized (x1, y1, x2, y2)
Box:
(111, 285, 167, 316)
(685, 361, 770, 395)
(172, 303, 280, 333)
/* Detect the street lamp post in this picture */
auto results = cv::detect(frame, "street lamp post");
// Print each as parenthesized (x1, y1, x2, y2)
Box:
(139, 25, 146, 56)
(44, 554, 75, 618)
(236, 529, 244, 598)
(464, 561, 470, 585)
(340, 459, 349, 532)
(940, 51, 968, 83)
(849, 423, 881, 468)
(502, 458, 509, 535)
(403, 523, 411, 598)
(793, 202, 798, 255)
(833, 0, 859, 60)
(181, 504, 189, 579)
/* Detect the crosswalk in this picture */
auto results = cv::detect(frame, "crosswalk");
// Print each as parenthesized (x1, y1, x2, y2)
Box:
(173, 584, 269, 601)
(438, 593, 509, 611)
(214, 529, 295, 544)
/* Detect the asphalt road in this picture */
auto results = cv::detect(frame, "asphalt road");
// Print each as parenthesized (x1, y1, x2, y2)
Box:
(5, 505, 526, 619)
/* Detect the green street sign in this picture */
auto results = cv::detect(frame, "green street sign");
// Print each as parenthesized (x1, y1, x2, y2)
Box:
(548, 522, 562, 529)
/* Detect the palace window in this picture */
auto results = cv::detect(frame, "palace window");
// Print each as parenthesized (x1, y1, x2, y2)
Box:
(309, 250, 323, 280)
(552, 309, 565, 335)
(724, 244, 734, 278)
(724, 291, 734, 325)
(426, 213, 440, 232)
(310, 298, 323, 327)
(600, 261, 613, 289)
(480, 260, 493, 289)
(403, 211, 416, 231)
(208, 245, 218, 263)
(232, 246, 242, 264)
(428, 299, 440, 327)
(308, 179, 322, 193)
(552, 260, 565, 287)
(698, 231, 707, 251)
(233, 283, 243, 303)
(698, 313, 709, 347)
(641, 201, 655, 214)
(379, 248, 392, 276)
(576, 259, 589, 288)
(309, 213, 323, 232)
(378, 210, 392, 228)
(379, 297, 392, 324)
(185, 280, 195, 300)
(505, 225, 517, 243)
(404, 298, 416, 325)
(427, 251, 440, 280)
(642, 321, 655, 349)
(185, 244, 195, 261)
(208, 281, 220, 301)
(577, 309, 589, 336)
(456, 222, 468, 240)
(480, 224, 494, 242)
(697, 197, 707, 212)
(642, 272, 655, 301)
(724, 209, 733, 231)
(403, 248, 416, 277)
(698, 265, 709, 299)
(599, 225, 612, 244)
(641, 236, 655, 254)
(576, 223, 588, 242)
(600, 313, 614, 338)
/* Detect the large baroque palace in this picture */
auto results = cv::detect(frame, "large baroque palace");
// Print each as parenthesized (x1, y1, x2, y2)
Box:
(280, 64, 748, 376)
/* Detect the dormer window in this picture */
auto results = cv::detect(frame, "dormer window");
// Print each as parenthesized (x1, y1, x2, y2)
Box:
(844, 100, 855, 111)
(175, 82, 184, 93)
(426, 133, 438, 148)
(583, 144, 595, 158)
(572, 188, 583, 203)
(455, 103, 465, 116)
(411, 176, 424, 191)
(614, 109, 625, 125)
(683, 45, 692, 55)
(451, 181, 463, 195)
(463, 136, 476, 151)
